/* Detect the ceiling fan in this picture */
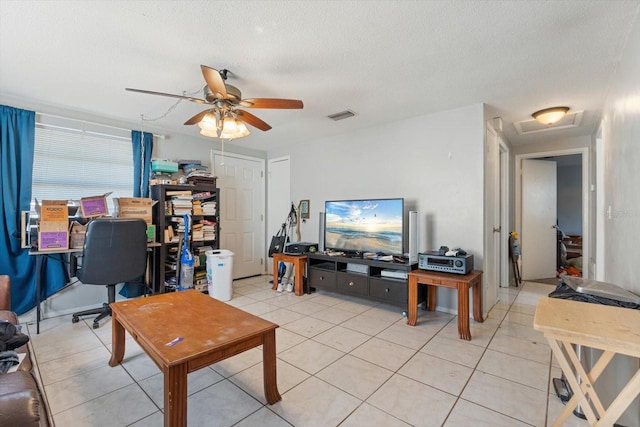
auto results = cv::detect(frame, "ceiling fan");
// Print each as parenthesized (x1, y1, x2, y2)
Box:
(126, 65, 303, 138)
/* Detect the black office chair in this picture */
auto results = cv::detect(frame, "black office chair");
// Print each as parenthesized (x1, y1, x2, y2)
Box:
(71, 218, 148, 329)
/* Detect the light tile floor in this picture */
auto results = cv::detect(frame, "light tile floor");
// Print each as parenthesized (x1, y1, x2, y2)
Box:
(25, 276, 591, 427)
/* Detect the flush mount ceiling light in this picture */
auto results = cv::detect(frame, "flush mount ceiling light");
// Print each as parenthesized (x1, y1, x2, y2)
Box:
(532, 107, 570, 125)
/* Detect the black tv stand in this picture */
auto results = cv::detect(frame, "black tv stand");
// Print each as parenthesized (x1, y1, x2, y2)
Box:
(306, 252, 419, 307)
(344, 251, 363, 259)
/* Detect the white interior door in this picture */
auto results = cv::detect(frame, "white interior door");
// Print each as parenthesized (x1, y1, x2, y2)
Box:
(267, 156, 291, 275)
(212, 151, 265, 279)
(522, 159, 557, 280)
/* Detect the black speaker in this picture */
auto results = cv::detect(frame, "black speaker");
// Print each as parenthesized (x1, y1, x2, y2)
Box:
(319, 212, 325, 252)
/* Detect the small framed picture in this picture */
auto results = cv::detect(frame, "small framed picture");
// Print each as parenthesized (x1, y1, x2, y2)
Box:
(299, 199, 310, 219)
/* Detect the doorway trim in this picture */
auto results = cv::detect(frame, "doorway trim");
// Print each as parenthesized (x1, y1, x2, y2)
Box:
(515, 147, 590, 278)
(595, 123, 605, 281)
(499, 138, 510, 287)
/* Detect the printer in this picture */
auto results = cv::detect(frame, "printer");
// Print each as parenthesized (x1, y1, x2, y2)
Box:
(284, 242, 318, 255)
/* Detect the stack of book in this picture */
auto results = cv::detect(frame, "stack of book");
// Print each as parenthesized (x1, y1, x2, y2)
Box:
(170, 194, 193, 216)
(194, 245, 213, 268)
(202, 200, 216, 215)
(192, 222, 204, 241)
(198, 219, 217, 241)
(192, 200, 204, 215)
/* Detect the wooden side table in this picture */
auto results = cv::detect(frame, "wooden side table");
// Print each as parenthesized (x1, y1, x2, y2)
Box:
(407, 269, 483, 340)
(271, 253, 307, 296)
(534, 297, 640, 426)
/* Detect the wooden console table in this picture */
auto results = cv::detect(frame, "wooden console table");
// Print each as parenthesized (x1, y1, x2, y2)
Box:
(534, 297, 640, 426)
(109, 290, 280, 427)
(407, 269, 483, 340)
(271, 253, 307, 296)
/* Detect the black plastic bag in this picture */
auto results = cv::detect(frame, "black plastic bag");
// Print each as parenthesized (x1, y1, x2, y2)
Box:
(549, 280, 640, 309)
(268, 223, 289, 257)
(0, 321, 29, 352)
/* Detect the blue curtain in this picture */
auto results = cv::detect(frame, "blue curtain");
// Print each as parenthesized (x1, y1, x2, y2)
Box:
(120, 130, 154, 298)
(0, 105, 67, 314)
(131, 130, 153, 197)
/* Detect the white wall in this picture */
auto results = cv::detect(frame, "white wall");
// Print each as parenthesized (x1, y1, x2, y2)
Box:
(269, 104, 486, 312)
(601, 14, 640, 294)
(513, 135, 591, 156)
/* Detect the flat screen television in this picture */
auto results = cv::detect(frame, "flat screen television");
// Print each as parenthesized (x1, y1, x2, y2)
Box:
(324, 198, 404, 255)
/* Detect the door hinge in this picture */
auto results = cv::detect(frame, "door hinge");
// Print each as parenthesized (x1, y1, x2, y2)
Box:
(260, 258, 263, 265)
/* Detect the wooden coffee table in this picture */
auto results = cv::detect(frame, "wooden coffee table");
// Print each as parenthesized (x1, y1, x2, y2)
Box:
(108, 290, 281, 427)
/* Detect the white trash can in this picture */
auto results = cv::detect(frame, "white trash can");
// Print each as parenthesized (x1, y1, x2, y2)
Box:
(206, 250, 234, 301)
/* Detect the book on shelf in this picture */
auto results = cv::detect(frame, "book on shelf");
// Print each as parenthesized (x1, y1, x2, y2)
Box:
(166, 190, 192, 197)
(195, 246, 213, 254)
(192, 191, 214, 200)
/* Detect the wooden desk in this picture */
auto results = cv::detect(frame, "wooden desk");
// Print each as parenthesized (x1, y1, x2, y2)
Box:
(29, 242, 160, 334)
(29, 248, 80, 334)
(271, 253, 307, 296)
(407, 269, 483, 340)
(534, 297, 640, 426)
(109, 290, 281, 427)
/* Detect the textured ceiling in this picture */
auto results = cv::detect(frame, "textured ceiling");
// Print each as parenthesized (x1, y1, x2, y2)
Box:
(1, 0, 638, 151)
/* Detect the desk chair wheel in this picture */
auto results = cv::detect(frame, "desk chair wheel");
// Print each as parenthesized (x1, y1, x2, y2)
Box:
(72, 315, 80, 323)
(92, 321, 100, 329)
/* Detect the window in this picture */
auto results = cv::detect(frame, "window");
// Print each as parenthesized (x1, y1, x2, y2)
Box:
(32, 123, 134, 214)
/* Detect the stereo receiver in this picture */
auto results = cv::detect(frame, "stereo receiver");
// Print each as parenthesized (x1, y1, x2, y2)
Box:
(284, 242, 318, 255)
(418, 251, 473, 275)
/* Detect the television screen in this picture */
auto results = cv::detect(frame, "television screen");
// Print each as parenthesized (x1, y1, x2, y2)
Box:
(324, 198, 404, 255)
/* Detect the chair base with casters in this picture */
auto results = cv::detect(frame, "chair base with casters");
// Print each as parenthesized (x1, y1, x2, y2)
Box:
(69, 218, 149, 330)
(71, 284, 117, 329)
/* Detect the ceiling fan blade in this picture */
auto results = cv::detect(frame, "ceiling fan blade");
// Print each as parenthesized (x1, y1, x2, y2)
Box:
(125, 88, 206, 104)
(239, 98, 304, 109)
(236, 110, 272, 131)
(184, 110, 210, 126)
(201, 65, 227, 99)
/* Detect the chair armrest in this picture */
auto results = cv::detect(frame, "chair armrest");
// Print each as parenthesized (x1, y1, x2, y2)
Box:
(0, 275, 10, 311)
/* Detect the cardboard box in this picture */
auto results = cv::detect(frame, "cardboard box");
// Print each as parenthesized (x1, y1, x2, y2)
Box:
(69, 221, 88, 249)
(35, 200, 69, 251)
(114, 197, 154, 224)
(80, 194, 110, 218)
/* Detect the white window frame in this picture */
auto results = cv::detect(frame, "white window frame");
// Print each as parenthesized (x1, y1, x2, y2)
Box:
(31, 120, 134, 214)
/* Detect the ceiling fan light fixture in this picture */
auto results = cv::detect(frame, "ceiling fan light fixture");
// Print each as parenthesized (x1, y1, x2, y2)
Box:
(197, 112, 218, 132)
(217, 115, 250, 139)
(532, 107, 570, 125)
(199, 128, 218, 138)
(235, 119, 250, 138)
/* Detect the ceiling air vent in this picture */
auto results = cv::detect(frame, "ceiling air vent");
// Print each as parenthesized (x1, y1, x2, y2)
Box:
(327, 110, 356, 121)
(514, 110, 584, 135)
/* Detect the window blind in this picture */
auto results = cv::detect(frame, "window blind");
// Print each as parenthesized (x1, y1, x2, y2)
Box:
(32, 124, 134, 213)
